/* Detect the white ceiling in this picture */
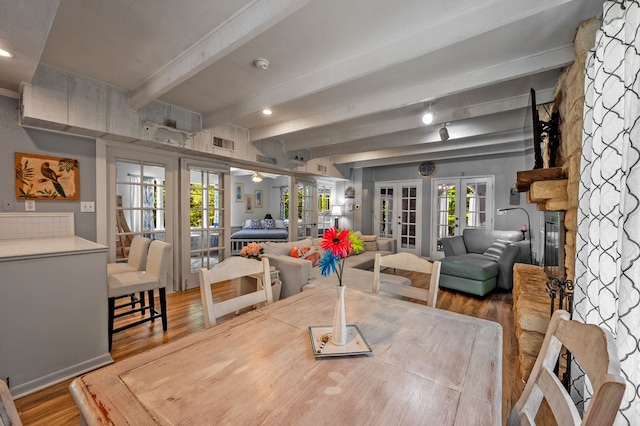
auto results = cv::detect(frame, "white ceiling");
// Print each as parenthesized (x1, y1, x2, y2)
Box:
(0, 0, 603, 169)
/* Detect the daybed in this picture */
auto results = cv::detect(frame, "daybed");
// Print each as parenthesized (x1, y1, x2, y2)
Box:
(439, 228, 531, 296)
(230, 218, 289, 254)
(261, 233, 410, 298)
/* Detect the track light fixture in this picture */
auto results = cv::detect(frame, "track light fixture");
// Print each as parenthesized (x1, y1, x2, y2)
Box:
(422, 103, 434, 125)
(439, 123, 449, 142)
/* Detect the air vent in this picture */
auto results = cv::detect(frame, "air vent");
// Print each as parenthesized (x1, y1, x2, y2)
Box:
(212, 136, 234, 151)
(317, 164, 328, 174)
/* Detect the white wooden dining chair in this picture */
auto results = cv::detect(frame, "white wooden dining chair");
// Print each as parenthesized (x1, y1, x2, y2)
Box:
(507, 309, 625, 426)
(373, 252, 441, 307)
(0, 379, 22, 426)
(107, 235, 151, 312)
(108, 240, 172, 351)
(199, 257, 273, 328)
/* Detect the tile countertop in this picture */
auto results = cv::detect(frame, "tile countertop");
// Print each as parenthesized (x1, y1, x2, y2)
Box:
(0, 235, 108, 262)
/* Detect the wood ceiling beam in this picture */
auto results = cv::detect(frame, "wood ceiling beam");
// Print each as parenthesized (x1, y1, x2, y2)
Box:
(334, 137, 527, 169)
(249, 44, 573, 141)
(284, 88, 555, 151)
(129, 0, 312, 110)
(308, 109, 530, 160)
(202, 0, 576, 129)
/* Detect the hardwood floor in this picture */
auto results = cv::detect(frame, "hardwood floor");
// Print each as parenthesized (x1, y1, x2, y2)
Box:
(14, 277, 522, 425)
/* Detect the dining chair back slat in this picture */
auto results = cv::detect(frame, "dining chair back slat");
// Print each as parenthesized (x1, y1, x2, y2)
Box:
(373, 252, 441, 307)
(199, 257, 272, 328)
(507, 309, 625, 426)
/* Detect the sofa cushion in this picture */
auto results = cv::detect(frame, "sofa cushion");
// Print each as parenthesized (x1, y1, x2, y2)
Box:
(440, 255, 499, 281)
(483, 239, 511, 259)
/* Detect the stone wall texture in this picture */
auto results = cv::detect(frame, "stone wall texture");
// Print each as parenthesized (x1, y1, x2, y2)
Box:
(513, 17, 599, 387)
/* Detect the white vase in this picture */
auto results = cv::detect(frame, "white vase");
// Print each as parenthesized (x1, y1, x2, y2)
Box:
(332, 285, 347, 345)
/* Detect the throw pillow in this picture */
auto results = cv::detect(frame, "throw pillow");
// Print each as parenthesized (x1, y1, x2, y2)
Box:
(289, 246, 322, 266)
(361, 234, 378, 252)
(249, 219, 262, 229)
(243, 219, 253, 229)
(483, 239, 510, 259)
(275, 219, 287, 229)
(264, 219, 276, 229)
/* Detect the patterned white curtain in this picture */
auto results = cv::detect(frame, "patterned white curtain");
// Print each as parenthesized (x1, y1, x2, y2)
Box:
(574, 1, 640, 423)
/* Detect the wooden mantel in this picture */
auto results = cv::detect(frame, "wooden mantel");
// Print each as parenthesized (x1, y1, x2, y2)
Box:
(516, 167, 568, 211)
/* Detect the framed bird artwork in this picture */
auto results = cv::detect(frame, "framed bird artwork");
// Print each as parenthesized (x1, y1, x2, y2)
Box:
(15, 152, 79, 200)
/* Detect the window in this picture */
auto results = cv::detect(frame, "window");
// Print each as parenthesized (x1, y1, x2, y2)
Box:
(115, 160, 166, 261)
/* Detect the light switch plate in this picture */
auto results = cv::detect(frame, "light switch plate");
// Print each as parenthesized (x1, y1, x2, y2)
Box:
(25, 200, 36, 211)
(80, 201, 95, 212)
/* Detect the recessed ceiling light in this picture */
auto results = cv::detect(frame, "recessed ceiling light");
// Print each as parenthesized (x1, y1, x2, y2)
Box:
(262, 109, 272, 115)
(0, 49, 12, 58)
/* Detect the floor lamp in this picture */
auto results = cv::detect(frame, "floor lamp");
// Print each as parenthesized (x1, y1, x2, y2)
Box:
(498, 207, 533, 264)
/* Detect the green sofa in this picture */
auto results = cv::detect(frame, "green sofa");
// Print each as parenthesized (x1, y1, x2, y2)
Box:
(439, 229, 531, 296)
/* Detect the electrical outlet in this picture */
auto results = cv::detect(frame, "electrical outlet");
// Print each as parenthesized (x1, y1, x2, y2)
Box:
(81, 201, 95, 212)
(25, 200, 36, 211)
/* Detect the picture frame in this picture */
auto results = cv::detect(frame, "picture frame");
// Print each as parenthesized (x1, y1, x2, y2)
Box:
(245, 194, 254, 213)
(15, 152, 80, 200)
(255, 190, 263, 208)
(234, 183, 244, 202)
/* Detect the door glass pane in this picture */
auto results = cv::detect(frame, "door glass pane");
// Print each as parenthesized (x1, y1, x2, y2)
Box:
(378, 186, 394, 238)
(399, 184, 418, 250)
(115, 160, 166, 262)
(435, 183, 456, 252)
(188, 168, 223, 271)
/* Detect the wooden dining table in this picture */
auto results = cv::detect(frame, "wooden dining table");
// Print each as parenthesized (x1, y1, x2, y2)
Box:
(70, 285, 502, 425)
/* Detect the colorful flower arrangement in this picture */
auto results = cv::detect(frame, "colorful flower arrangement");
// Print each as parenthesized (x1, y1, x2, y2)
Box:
(318, 228, 363, 286)
(240, 242, 264, 260)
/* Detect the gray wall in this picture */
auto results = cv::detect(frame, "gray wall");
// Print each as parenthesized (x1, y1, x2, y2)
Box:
(360, 151, 539, 259)
(0, 96, 97, 240)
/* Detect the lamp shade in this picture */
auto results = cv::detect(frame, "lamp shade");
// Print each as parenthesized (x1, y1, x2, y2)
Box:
(331, 205, 342, 216)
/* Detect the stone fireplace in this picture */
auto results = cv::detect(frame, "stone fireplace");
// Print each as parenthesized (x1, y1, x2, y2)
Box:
(512, 17, 598, 383)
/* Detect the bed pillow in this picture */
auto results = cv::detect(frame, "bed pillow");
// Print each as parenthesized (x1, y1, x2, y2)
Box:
(264, 219, 276, 230)
(249, 219, 262, 229)
(483, 239, 510, 259)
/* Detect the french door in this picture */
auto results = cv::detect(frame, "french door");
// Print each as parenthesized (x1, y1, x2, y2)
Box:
(180, 160, 229, 290)
(294, 179, 318, 240)
(108, 149, 175, 289)
(430, 176, 494, 259)
(374, 180, 422, 255)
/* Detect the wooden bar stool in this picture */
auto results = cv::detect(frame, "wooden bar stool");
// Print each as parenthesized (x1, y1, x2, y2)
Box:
(107, 241, 171, 351)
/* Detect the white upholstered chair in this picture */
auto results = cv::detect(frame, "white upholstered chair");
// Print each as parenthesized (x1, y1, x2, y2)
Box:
(107, 240, 171, 351)
(0, 379, 21, 426)
(373, 252, 441, 307)
(507, 309, 625, 426)
(107, 236, 151, 311)
(199, 256, 273, 328)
